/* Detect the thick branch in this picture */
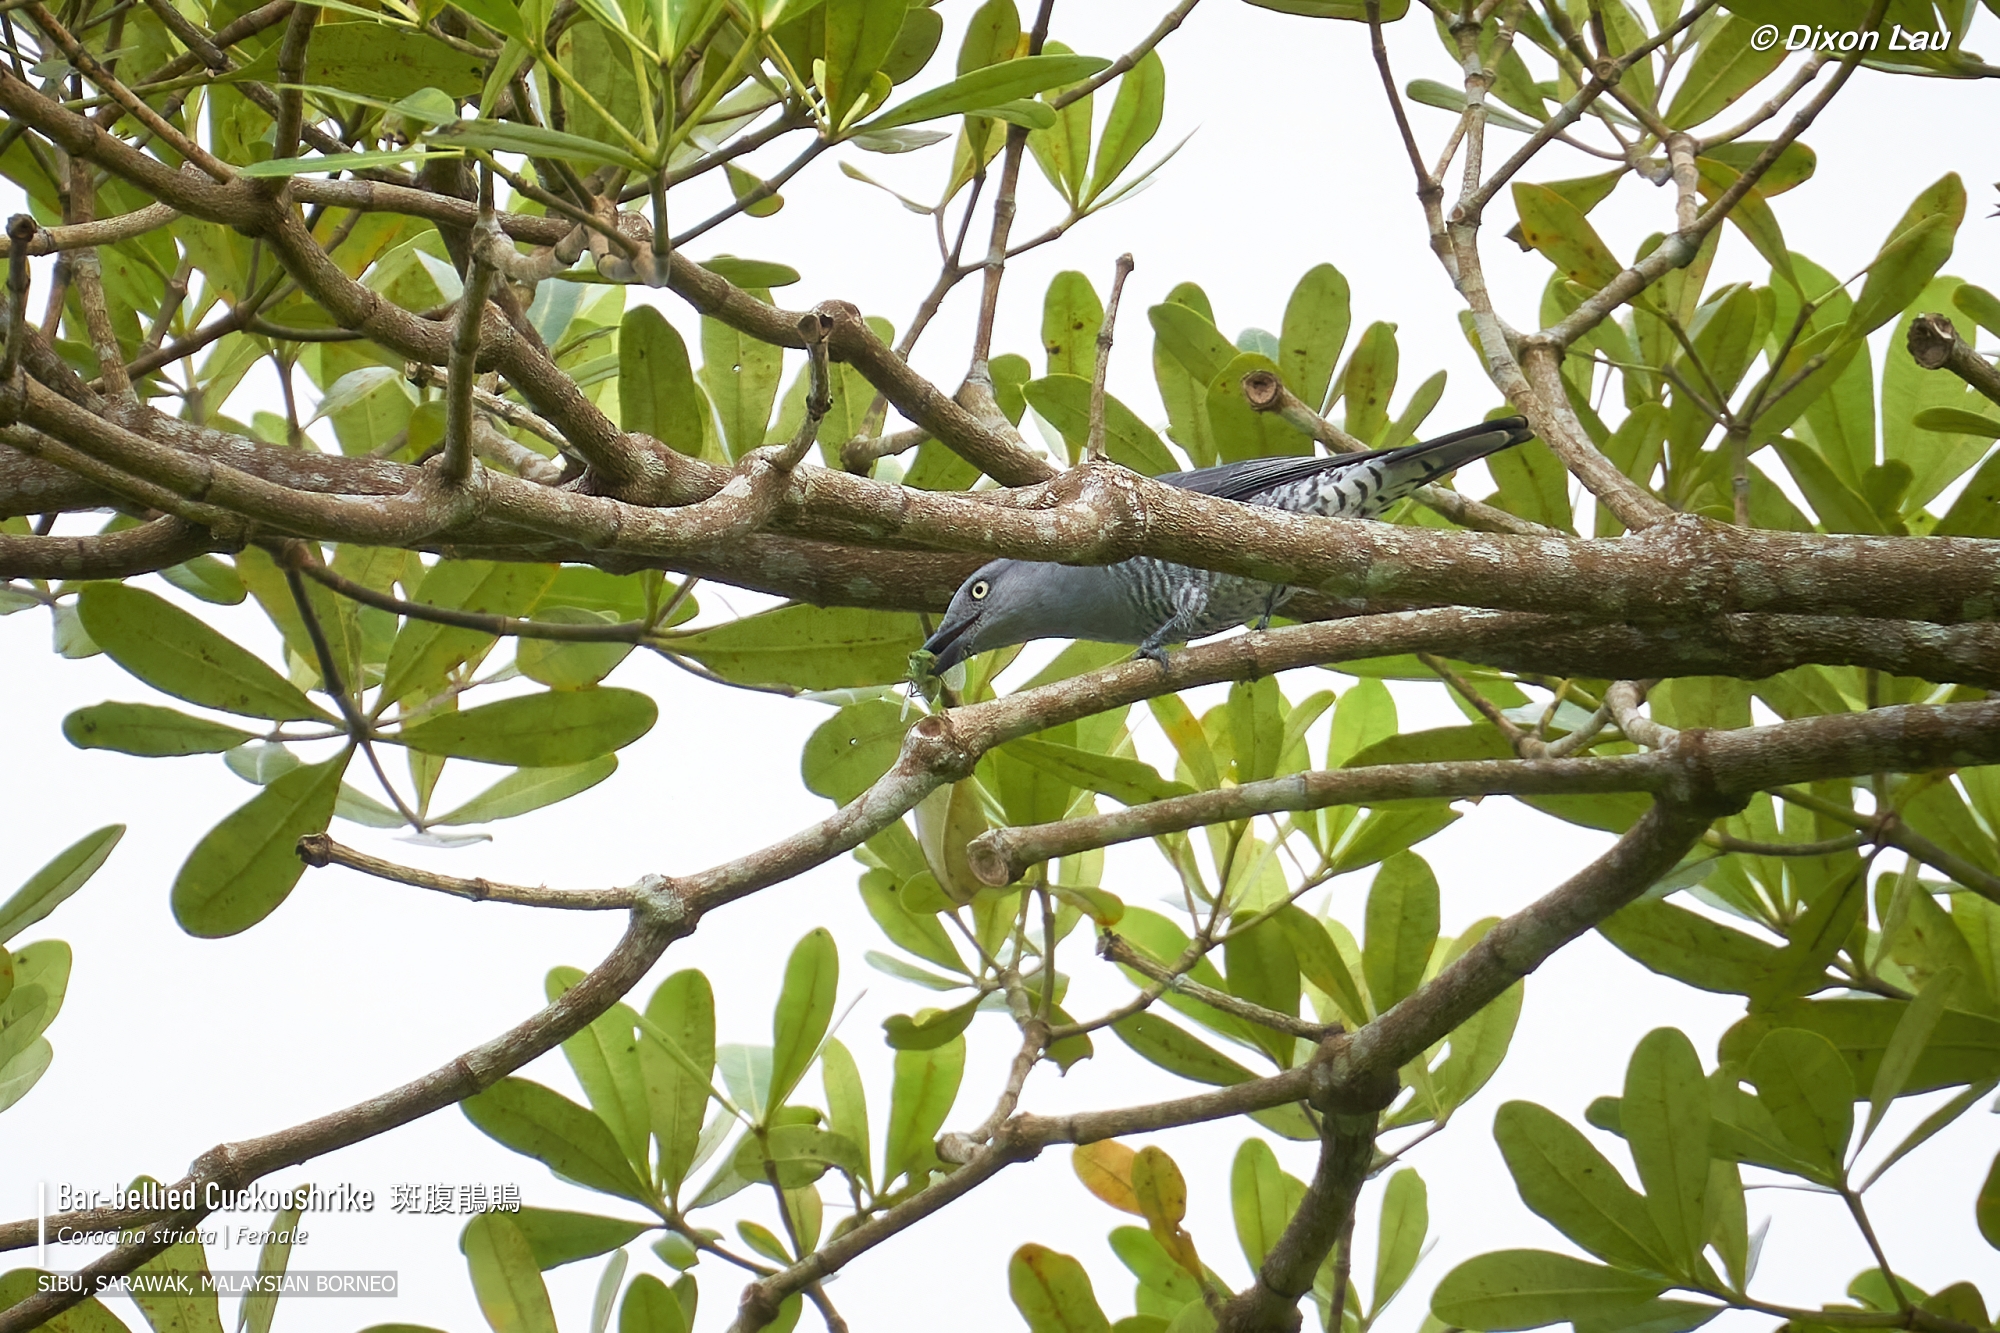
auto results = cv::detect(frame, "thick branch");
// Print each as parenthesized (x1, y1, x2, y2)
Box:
(1216, 1104, 1384, 1332)
(966, 697, 2000, 883)
(1907, 313, 2000, 408)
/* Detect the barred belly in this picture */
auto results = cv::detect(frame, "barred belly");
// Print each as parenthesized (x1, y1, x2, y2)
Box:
(1117, 555, 1289, 643)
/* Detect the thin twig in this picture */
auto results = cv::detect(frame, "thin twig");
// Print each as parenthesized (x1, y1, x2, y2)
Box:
(296, 835, 642, 909)
(1084, 253, 1133, 464)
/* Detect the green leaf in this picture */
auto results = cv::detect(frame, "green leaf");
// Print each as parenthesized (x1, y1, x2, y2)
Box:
(858, 868, 968, 973)
(450, 0, 527, 40)
(1150, 300, 1236, 386)
(1845, 174, 1965, 339)
(1405, 78, 1537, 132)
(1087, 50, 1163, 203)
(883, 996, 979, 1050)
(0, 1037, 54, 1111)
(865, 53, 1112, 130)
(399, 689, 657, 767)
(236, 146, 459, 177)
(1230, 1138, 1302, 1270)
(1746, 1027, 1853, 1181)
(1363, 852, 1438, 1013)
(1596, 899, 1782, 996)
(1430, 1250, 1666, 1332)
(171, 754, 346, 938)
(1953, 282, 2000, 339)
(732, 1122, 862, 1188)
(822, 0, 909, 124)
(1621, 1028, 1710, 1274)
(1772, 434, 1883, 534)
(1244, 0, 1410, 16)
(769, 928, 838, 1109)
(432, 758, 619, 825)
(306, 21, 490, 97)
(257, 1224, 338, 1333)
(882, 1035, 964, 1184)
(1979, 1151, 2000, 1249)
(463, 1212, 560, 1333)
(1513, 183, 1622, 290)
(1864, 966, 1958, 1142)
(1937, 446, 2000, 537)
(914, 779, 988, 904)
(62, 702, 255, 757)
(1693, 159, 1794, 288)
(0, 1271, 127, 1333)
(1278, 906, 1370, 1027)
(640, 969, 715, 1195)
(1023, 374, 1178, 474)
(618, 1274, 689, 1333)
(620, 307, 706, 455)
(1000, 738, 1191, 806)
(0, 825, 123, 944)
(821, 1037, 873, 1186)
(548, 971, 649, 1174)
(1041, 271, 1103, 378)
(1664, 14, 1785, 127)
(77, 584, 325, 721)
(667, 604, 926, 688)
(1374, 1167, 1428, 1313)
(1025, 51, 1092, 200)
(1009, 1244, 1113, 1333)
(381, 560, 557, 703)
(1327, 803, 1460, 877)
(509, 1208, 650, 1270)
(1279, 263, 1350, 415)
(462, 1077, 655, 1205)
(1337, 321, 1398, 446)
(126, 1222, 222, 1333)
(1723, 997, 2000, 1097)
(1224, 913, 1300, 1066)
(1493, 1101, 1672, 1274)
(802, 700, 911, 804)
(1914, 406, 2000, 439)
(514, 610, 634, 690)
(698, 297, 784, 461)
(1131, 1146, 1197, 1278)
(1433, 978, 1523, 1114)
(432, 119, 648, 172)
(1113, 1012, 1255, 1086)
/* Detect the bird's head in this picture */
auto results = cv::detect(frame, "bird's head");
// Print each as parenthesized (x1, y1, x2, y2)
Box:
(921, 558, 1056, 674)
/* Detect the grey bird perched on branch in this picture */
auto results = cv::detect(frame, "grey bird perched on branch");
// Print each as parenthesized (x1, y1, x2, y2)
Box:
(920, 415, 1535, 672)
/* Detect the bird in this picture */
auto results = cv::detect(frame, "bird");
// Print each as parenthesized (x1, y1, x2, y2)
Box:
(918, 415, 1535, 673)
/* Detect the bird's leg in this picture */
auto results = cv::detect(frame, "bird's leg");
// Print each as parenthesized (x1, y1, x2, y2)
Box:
(1250, 583, 1292, 632)
(1134, 623, 1181, 665)
(1135, 582, 1209, 665)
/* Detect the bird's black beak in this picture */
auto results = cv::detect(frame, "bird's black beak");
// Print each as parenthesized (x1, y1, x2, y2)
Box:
(922, 613, 977, 675)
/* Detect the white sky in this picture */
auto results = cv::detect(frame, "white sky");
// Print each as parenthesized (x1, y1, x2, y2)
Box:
(5, 3, 2000, 1332)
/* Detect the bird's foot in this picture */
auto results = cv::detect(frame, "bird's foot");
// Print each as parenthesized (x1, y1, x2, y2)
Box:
(1135, 642, 1172, 668)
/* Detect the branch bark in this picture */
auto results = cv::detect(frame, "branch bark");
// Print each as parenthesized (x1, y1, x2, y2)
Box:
(1907, 313, 2000, 408)
(966, 697, 2000, 885)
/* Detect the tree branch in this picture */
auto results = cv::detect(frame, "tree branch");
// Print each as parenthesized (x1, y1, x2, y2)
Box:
(1907, 313, 2000, 408)
(965, 697, 2000, 884)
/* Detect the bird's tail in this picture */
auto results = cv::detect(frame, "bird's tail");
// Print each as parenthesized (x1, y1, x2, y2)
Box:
(1376, 415, 1534, 493)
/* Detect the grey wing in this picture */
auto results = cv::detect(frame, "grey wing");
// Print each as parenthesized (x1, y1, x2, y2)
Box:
(1159, 416, 1534, 505)
(1157, 452, 1376, 502)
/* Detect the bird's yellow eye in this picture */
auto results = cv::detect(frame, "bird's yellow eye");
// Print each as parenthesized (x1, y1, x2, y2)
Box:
(970, 579, 990, 600)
